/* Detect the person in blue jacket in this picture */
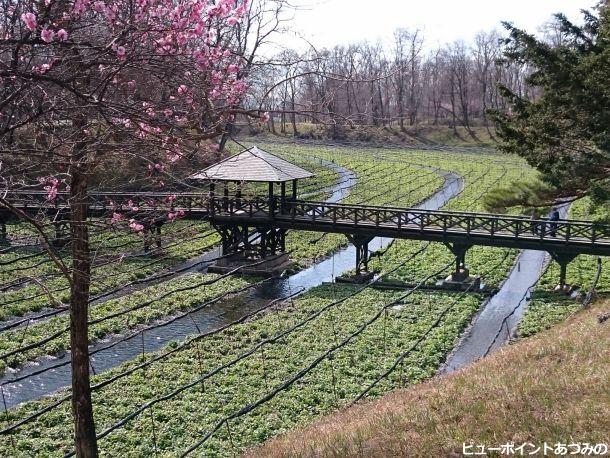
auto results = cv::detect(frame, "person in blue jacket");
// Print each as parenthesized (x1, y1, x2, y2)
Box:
(549, 207, 560, 237)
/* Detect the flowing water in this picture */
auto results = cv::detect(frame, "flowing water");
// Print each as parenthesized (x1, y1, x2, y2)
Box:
(2, 159, 550, 407)
(0, 164, 462, 407)
(443, 205, 570, 372)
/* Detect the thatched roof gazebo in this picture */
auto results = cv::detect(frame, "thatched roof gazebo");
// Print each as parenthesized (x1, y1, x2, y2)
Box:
(190, 146, 314, 203)
(190, 146, 314, 273)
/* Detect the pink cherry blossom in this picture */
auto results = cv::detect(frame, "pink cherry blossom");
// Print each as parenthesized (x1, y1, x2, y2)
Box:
(111, 212, 123, 224)
(177, 84, 188, 95)
(21, 12, 37, 31)
(127, 199, 139, 211)
(56, 29, 69, 41)
(167, 210, 185, 222)
(129, 219, 145, 233)
(38, 176, 60, 201)
(261, 112, 270, 123)
(41, 29, 55, 43)
(166, 152, 181, 163)
(227, 64, 239, 74)
(116, 46, 126, 60)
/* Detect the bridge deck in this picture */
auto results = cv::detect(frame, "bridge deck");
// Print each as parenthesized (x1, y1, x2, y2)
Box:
(3, 192, 610, 258)
(209, 198, 610, 257)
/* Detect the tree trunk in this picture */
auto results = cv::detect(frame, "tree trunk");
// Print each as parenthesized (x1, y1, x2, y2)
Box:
(218, 120, 234, 151)
(290, 83, 298, 137)
(69, 164, 98, 457)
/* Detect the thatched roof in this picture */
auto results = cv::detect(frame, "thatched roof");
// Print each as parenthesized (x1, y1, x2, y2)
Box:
(190, 146, 314, 183)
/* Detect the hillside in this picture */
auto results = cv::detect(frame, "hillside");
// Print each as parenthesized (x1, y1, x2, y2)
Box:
(250, 301, 610, 457)
(237, 123, 497, 148)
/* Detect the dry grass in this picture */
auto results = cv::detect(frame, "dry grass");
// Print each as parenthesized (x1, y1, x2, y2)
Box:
(249, 301, 610, 457)
(244, 123, 497, 147)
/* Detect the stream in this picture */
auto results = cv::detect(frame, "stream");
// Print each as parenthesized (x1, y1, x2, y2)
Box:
(1, 157, 547, 408)
(443, 205, 570, 372)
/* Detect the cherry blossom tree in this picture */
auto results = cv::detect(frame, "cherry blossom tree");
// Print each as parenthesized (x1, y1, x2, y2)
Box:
(0, 0, 255, 455)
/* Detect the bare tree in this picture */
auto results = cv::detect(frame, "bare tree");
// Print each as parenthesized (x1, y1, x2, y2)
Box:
(0, 1, 251, 455)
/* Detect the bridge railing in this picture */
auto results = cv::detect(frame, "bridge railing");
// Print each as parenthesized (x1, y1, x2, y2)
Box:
(6, 192, 610, 245)
(209, 197, 610, 245)
(3, 190, 211, 214)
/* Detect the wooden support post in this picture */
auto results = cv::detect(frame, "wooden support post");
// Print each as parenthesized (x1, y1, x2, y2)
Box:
(349, 235, 374, 276)
(268, 182, 275, 217)
(155, 224, 162, 249)
(443, 242, 472, 280)
(280, 181, 286, 214)
(560, 263, 568, 288)
(209, 182, 215, 215)
(0, 217, 6, 244)
(55, 221, 62, 242)
(236, 182, 242, 210)
(292, 179, 297, 200)
(260, 230, 267, 258)
(243, 225, 250, 253)
(548, 252, 578, 288)
(223, 183, 229, 212)
(143, 224, 150, 253)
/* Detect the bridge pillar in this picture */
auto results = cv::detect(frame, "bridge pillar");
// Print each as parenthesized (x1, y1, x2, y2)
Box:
(214, 223, 244, 256)
(213, 223, 286, 260)
(143, 222, 163, 253)
(259, 227, 286, 257)
(347, 235, 374, 275)
(0, 215, 7, 245)
(548, 252, 578, 288)
(209, 222, 292, 277)
(50, 209, 71, 247)
(443, 243, 473, 281)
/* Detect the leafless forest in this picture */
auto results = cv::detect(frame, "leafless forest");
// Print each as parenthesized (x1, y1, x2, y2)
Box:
(245, 19, 570, 141)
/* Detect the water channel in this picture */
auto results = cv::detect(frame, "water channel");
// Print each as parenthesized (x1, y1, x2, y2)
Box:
(0, 158, 551, 408)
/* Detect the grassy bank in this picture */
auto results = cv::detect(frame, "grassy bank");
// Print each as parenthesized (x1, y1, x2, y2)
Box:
(242, 123, 497, 147)
(252, 299, 610, 457)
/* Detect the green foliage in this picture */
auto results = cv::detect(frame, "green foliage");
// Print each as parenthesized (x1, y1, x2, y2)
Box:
(0, 286, 481, 456)
(0, 273, 251, 372)
(0, 143, 542, 456)
(483, 176, 554, 213)
(519, 195, 610, 337)
(518, 292, 579, 338)
(490, 5, 610, 202)
(0, 221, 220, 320)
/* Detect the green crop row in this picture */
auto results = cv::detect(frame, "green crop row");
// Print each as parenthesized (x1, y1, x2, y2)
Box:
(0, 144, 540, 457)
(0, 285, 481, 456)
(0, 221, 220, 321)
(0, 149, 443, 372)
(0, 272, 251, 374)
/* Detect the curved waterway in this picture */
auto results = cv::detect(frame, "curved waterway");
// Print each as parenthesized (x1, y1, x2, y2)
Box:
(0, 160, 358, 408)
(7, 159, 539, 408)
(1, 162, 461, 407)
(443, 205, 570, 372)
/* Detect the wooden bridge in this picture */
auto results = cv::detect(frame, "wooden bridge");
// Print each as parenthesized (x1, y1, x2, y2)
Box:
(0, 190, 210, 250)
(207, 196, 610, 286)
(2, 191, 610, 286)
(3, 145, 610, 287)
